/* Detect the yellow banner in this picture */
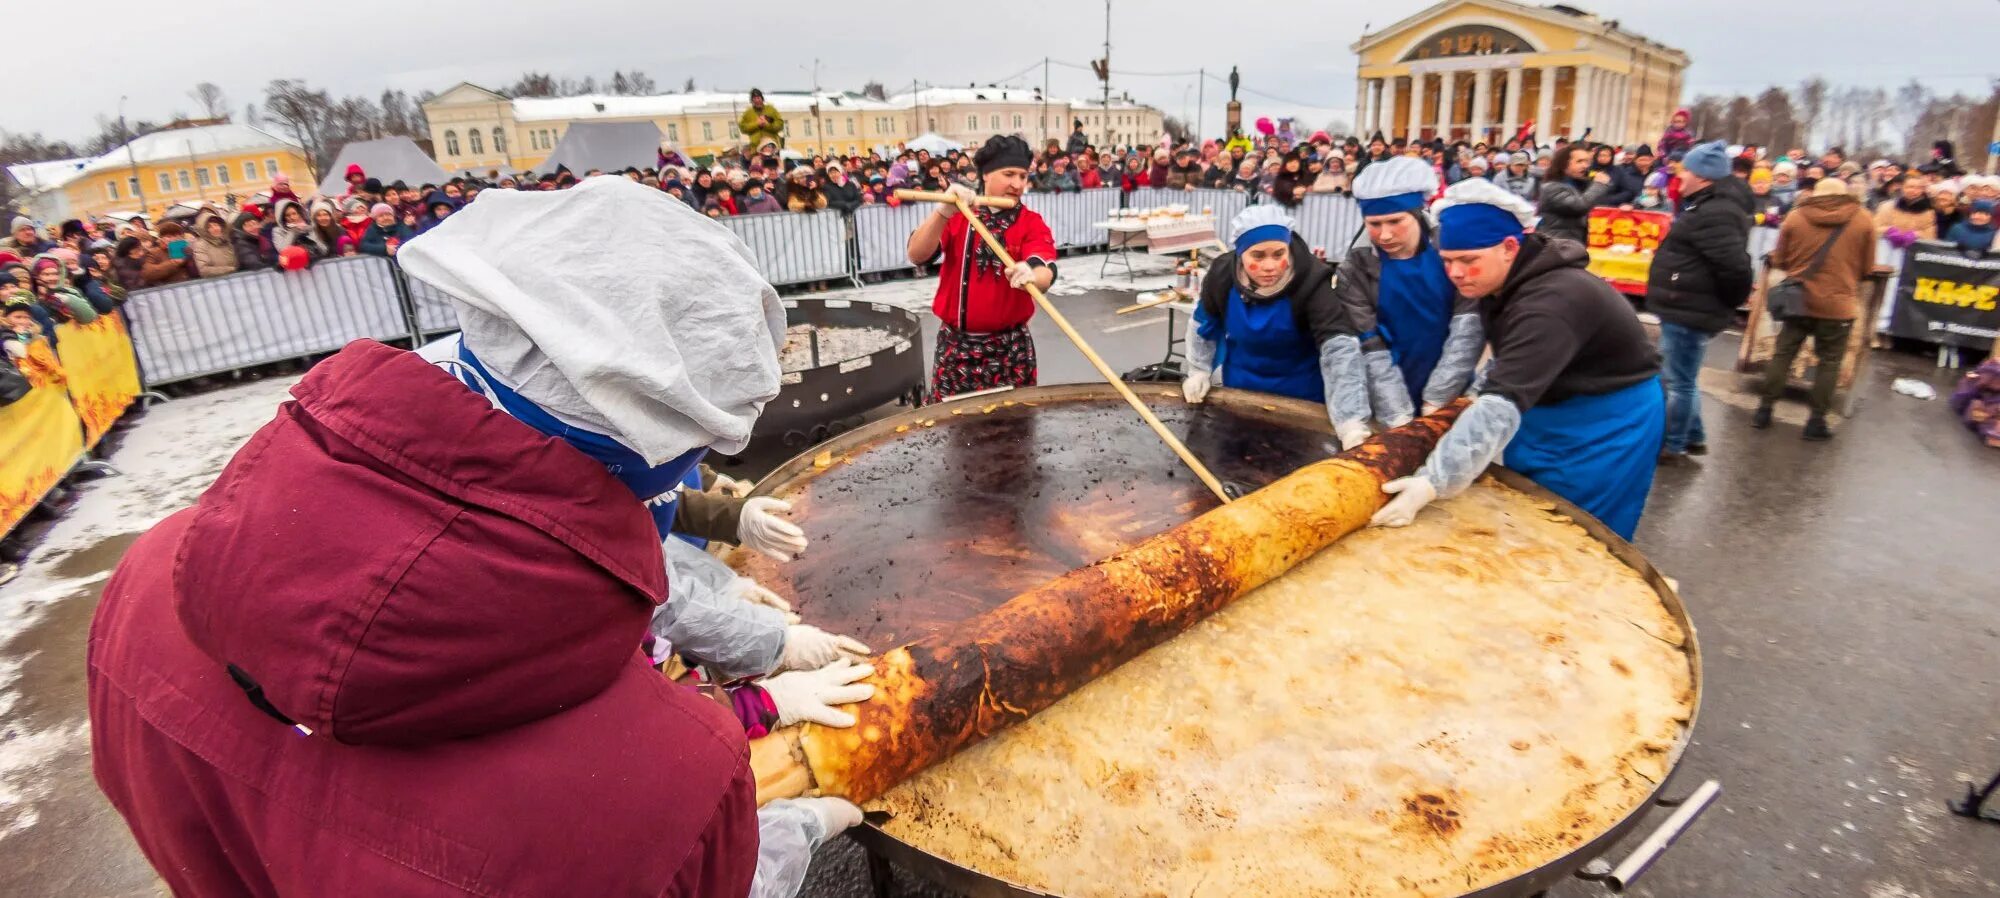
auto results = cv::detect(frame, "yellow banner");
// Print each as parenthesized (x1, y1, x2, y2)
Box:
(55, 311, 143, 447)
(0, 347, 84, 537)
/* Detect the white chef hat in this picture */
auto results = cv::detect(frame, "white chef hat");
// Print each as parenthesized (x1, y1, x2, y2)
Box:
(1230, 203, 1295, 253)
(397, 176, 787, 465)
(1351, 156, 1439, 216)
(1432, 176, 1540, 250)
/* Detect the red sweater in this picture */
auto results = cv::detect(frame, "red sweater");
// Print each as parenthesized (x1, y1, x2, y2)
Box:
(929, 208, 1058, 332)
(88, 342, 758, 898)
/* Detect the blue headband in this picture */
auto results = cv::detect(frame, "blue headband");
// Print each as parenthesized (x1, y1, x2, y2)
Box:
(1357, 191, 1426, 218)
(1234, 223, 1291, 254)
(1437, 203, 1525, 250)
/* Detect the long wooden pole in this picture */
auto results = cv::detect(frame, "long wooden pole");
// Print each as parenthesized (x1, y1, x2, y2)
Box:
(951, 196, 1231, 503)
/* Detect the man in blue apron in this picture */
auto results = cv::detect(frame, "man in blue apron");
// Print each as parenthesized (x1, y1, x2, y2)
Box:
(1183, 205, 1346, 427)
(1324, 156, 1483, 451)
(1370, 178, 1664, 541)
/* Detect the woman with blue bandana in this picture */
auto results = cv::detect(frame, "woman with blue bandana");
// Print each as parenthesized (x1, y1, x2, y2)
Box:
(1182, 205, 1347, 427)
(1370, 178, 1664, 541)
(1324, 156, 1483, 451)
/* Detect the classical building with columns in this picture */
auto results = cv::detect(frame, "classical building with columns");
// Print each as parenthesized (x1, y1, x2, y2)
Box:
(1351, 0, 1687, 148)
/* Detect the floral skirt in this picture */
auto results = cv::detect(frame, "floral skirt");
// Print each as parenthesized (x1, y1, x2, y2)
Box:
(928, 324, 1037, 404)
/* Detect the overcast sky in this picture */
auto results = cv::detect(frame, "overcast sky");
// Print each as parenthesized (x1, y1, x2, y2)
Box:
(7, 0, 1995, 145)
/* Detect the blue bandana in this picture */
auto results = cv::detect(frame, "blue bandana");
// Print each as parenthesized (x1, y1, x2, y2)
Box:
(1436, 203, 1526, 251)
(1357, 191, 1426, 218)
(454, 343, 704, 537)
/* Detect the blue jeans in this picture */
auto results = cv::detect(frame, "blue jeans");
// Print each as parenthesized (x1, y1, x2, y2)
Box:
(1658, 321, 1711, 453)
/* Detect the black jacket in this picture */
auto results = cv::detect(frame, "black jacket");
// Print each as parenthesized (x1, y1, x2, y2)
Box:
(1197, 235, 1346, 348)
(1480, 236, 1660, 410)
(1602, 162, 1654, 208)
(1537, 177, 1613, 243)
(1645, 177, 1754, 333)
(821, 177, 862, 213)
(1066, 130, 1088, 156)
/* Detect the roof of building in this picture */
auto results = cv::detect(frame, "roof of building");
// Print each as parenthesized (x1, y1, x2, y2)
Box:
(79, 123, 302, 176)
(6, 157, 92, 193)
(508, 90, 901, 123)
(1352, 0, 1687, 59)
(887, 87, 1153, 110)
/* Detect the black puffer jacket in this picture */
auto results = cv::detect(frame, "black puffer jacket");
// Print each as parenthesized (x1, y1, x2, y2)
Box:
(1645, 177, 1754, 333)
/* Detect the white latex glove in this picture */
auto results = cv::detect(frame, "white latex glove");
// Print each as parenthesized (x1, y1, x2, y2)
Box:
(1182, 369, 1212, 404)
(1335, 420, 1373, 452)
(724, 577, 792, 614)
(1421, 402, 1444, 417)
(765, 658, 876, 727)
(794, 795, 865, 836)
(779, 624, 872, 673)
(740, 497, 808, 562)
(1369, 476, 1439, 528)
(711, 472, 753, 498)
(936, 182, 977, 217)
(1005, 261, 1036, 289)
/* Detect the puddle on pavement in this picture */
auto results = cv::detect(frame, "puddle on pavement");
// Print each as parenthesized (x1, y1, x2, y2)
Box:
(45, 532, 142, 581)
(0, 585, 99, 733)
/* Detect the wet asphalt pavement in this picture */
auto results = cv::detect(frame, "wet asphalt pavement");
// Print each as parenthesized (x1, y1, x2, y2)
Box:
(3, 269, 1998, 898)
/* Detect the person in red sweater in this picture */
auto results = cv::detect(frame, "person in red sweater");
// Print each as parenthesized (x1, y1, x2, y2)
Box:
(905, 134, 1058, 402)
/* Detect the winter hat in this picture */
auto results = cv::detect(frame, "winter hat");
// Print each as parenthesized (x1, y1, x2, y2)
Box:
(346, 163, 365, 179)
(1772, 161, 1798, 178)
(369, 203, 395, 217)
(1351, 156, 1438, 217)
(1749, 169, 1773, 188)
(1230, 204, 1294, 254)
(1509, 151, 1531, 166)
(1631, 144, 1655, 159)
(1433, 177, 1538, 251)
(1682, 141, 1731, 181)
(10, 216, 33, 234)
(1971, 199, 1996, 216)
(1644, 170, 1670, 189)
(974, 135, 1033, 175)
(1811, 178, 1849, 197)
(363, 178, 384, 194)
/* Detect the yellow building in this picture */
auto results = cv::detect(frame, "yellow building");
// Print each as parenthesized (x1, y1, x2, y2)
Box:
(65, 122, 313, 219)
(1351, 0, 1687, 147)
(422, 82, 1168, 173)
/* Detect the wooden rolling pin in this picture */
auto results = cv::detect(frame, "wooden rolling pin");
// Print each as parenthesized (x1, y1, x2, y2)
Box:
(891, 188, 1016, 208)
(748, 401, 1468, 805)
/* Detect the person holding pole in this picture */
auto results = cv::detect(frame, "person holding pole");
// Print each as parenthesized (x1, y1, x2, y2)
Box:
(906, 134, 1057, 403)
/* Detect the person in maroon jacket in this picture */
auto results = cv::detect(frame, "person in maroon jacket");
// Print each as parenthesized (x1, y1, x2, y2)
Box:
(905, 134, 1059, 402)
(88, 178, 861, 898)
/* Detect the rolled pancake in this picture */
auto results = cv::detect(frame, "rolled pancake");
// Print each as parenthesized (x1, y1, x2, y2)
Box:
(799, 406, 1464, 803)
(871, 477, 1694, 898)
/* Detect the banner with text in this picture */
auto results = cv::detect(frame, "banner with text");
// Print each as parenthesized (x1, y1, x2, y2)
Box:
(1888, 245, 2000, 348)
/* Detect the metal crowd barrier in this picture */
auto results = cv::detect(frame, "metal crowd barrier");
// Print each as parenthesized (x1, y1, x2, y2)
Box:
(854, 202, 932, 274)
(125, 256, 415, 387)
(1292, 193, 1366, 257)
(722, 210, 854, 286)
(1022, 187, 1121, 250)
(402, 263, 461, 337)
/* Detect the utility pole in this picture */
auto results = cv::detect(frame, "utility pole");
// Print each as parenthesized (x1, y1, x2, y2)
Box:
(1102, 0, 1113, 147)
(119, 96, 146, 217)
(1198, 68, 1206, 144)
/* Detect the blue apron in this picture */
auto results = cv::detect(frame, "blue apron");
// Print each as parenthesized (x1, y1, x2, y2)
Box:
(1502, 376, 1664, 541)
(1199, 284, 1323, 402)
(1373, 243, 1455, 404)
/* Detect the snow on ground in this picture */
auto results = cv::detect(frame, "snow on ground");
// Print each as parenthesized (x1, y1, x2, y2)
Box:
(814, 251, 1175, 312)
(0, 373, 300, 842)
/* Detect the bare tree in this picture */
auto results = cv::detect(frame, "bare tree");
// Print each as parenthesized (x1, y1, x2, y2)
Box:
(611, 71, 632, 95)
(1686, 95, 1726, 140)
(504, 72, 560, 98)
(0, 130, 84, 209)
(264, 79, 334, 183)
(626, 71, 657, 95)
(1752, 87, 1798, 150)
(1161, 115, 1192, 144)
(684, 77, 697, 93)
(862, 81, 888, 102)
(1795, 77, 1828, 149)
(189, 82, 230, 120)
(1722, 96, 1754, 143)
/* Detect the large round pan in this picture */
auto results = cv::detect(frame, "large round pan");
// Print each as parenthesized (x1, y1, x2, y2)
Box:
(737, 384, 1703, 898)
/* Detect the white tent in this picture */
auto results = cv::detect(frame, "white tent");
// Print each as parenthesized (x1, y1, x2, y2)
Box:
(538, 121, 664, 174)
(316, 137, 448, 195)
(904, 132, 963, 155)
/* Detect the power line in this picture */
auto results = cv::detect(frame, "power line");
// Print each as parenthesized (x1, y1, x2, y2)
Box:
(1200, 73, 1337, 110)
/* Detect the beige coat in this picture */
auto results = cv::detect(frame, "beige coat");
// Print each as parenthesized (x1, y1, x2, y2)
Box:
(188, 210, 239, 278)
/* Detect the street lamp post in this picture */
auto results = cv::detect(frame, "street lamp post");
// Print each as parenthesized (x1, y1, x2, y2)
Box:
(120, 96, 147, 217)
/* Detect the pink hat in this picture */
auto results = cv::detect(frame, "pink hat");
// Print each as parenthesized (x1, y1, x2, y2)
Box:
(370, 203, 395, 217)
